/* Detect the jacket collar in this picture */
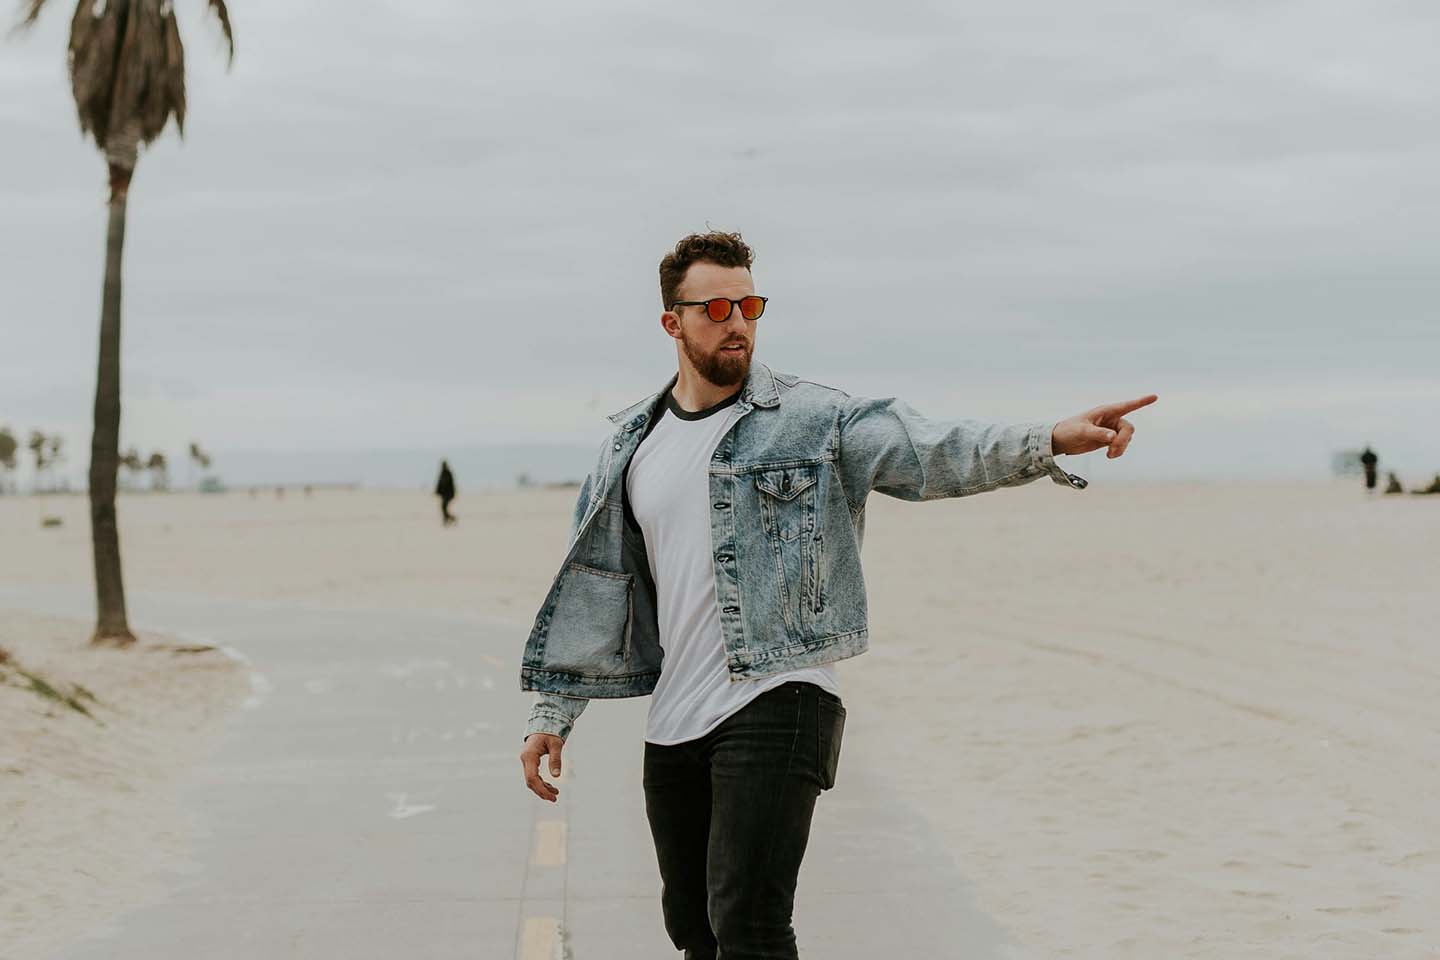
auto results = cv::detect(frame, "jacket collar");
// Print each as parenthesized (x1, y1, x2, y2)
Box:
(606, 360, 780, 425)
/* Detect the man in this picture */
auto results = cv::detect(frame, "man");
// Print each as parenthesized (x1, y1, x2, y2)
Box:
(517, 230, 1156, 959)
(1360, 445, 1379, 492)
(435, 459, 457, 526)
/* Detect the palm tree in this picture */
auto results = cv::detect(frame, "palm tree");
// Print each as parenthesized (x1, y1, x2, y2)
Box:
(0, 427, 18, 494)
(27, 431, 49, 492)
(146, 450, 168, 491)
(120, 447, 144, 491)
(18, 0, 235, 646)
(188, 440, 212, 488)
(46, 435, 65, 490)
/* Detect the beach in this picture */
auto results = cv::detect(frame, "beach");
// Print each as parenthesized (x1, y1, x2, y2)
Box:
(1, 479, 1435, 958)
(0, 609, 250, 958)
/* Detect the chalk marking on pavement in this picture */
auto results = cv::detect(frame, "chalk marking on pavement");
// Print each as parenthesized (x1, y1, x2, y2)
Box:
(386, 792, 437, 819)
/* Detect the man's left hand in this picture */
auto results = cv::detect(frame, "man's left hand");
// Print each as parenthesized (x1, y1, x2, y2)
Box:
(1052, 394, 1158, 458)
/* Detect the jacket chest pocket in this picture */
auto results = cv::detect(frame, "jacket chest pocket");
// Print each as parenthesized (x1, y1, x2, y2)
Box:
(754, 465, 817, 542)
(753, 465, 826, 636)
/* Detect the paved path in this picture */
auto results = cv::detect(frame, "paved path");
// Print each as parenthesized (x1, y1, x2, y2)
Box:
(5, 586, 1010, 959)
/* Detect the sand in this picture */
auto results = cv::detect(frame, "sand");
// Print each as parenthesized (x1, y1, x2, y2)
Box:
(0, 478, 1435, 958)
(0, 610, 250, 960)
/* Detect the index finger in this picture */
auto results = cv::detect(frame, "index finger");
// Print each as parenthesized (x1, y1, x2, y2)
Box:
(1095, 394, 1158, 418)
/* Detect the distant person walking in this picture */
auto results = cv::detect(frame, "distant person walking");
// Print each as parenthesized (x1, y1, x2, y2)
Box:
(1360, 445, 1379, 492)
(435, 460, 457, 526)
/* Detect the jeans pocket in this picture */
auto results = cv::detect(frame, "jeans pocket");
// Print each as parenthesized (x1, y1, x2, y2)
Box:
(816, 698, 845, 790)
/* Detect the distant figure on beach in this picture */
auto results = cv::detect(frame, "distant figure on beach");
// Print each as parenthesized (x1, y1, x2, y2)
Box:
(517, 229, 1158, 959)
(435, 460, 457, 526)
(1384, 472, 1404, 495)
(1360, 445, 1379, 491)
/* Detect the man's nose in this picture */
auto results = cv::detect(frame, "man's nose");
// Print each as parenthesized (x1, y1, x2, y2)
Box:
(721, 304, 752, 333)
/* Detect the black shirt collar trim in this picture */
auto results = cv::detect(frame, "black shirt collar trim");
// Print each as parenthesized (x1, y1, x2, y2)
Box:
(664, 385, 742, 421)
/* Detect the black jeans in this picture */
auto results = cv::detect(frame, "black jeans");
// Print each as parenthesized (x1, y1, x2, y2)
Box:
(642, 680, 847, 960)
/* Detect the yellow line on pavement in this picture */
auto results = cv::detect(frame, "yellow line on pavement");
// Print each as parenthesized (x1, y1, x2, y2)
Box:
(533, 819, 567, 866)
(520, 916, 560, 960)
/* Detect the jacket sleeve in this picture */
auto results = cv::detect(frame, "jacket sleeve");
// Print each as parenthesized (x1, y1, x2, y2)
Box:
(522, 446, 604, 743)
(835, 394, 1082, 510)
(525, 692, 589, 741)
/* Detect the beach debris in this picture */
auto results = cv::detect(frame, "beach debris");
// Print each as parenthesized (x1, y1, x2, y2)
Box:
(0, 650, 105, 725)
(1410, 473, 1440, 495)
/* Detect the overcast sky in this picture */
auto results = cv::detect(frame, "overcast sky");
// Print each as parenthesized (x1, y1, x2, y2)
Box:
(3, 0, 1438, 486)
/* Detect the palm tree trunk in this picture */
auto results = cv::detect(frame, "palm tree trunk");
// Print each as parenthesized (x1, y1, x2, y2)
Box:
(89, 162, 137, 647)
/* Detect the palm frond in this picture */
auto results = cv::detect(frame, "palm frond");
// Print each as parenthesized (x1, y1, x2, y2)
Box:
(66, 0, 123, 146)
(21, 0, 232, 166)
(206, 0, 233, 65)
(18, 0, 50, 27)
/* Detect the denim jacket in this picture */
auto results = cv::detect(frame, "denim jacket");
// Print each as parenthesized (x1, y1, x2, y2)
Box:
(521, 360, 1087, 740)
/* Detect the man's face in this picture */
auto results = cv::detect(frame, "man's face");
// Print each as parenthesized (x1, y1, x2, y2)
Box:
(665, 262, 757, 388)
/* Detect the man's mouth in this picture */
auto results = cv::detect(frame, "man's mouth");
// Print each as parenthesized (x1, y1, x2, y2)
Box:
(721, 343, 747, 352)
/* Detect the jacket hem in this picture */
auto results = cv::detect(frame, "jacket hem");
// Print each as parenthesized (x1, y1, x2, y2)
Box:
(521, 665, 660, 698)
(728, 628, 869, 675)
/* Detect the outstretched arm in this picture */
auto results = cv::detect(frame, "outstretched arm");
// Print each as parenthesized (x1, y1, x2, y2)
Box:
(835, 392, 1156, 510)
(835, 395, 1074, 507)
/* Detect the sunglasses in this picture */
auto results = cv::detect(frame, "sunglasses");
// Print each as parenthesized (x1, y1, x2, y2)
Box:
(669, 295, 768, 323)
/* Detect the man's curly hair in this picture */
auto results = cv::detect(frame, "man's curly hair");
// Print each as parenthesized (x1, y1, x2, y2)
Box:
(659, 230, 755, 310)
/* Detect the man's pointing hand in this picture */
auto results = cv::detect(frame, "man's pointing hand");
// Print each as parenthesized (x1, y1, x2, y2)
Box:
(1051, 394, 1158, 459)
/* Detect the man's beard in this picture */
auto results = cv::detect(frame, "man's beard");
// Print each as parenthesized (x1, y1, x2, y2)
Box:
(679, 330, 751, 387)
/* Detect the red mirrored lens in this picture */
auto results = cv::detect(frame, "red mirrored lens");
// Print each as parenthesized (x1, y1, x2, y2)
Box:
(706, 299, 733, 322)
(739, 296, 766, 320)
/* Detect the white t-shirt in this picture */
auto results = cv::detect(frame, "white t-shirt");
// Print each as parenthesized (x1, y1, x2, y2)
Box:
(626, 385, 841, 745)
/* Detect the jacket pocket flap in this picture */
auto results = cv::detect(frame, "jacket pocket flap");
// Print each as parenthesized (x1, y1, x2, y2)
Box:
(754, 467, 817, 501)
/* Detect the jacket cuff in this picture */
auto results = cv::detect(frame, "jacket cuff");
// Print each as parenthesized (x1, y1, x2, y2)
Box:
(525, 707, 575, 741)
(1030, 422, 1088, 490)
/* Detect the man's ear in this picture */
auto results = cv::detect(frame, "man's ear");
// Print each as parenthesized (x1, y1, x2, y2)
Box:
(660, 311, 681, 338)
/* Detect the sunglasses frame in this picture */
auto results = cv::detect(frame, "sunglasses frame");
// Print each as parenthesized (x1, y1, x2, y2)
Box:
(668, 296, 768, 322)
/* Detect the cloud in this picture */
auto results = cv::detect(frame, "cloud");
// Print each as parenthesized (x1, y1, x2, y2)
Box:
(3, 0, 1436, 484)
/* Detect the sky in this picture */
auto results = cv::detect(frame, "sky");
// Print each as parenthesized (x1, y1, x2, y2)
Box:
(3, 0, 1438, 489)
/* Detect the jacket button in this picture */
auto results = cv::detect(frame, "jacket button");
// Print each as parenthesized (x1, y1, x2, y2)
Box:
(716, 554, 731, 563)
(722, 605, 739, 614)
(613, 443, 622, 451)
(713, 502, 729, 509)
